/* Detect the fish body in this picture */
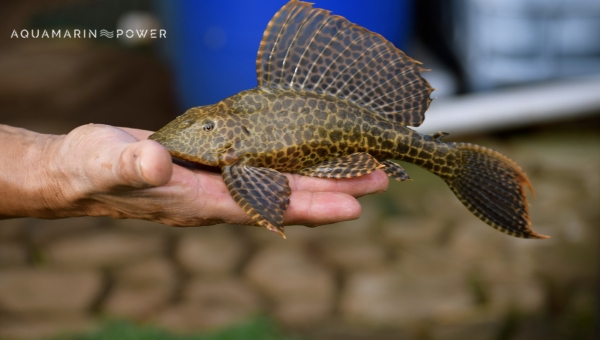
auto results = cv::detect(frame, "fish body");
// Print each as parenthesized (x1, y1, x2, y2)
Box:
(150, 0, 547, 239)
(152, 88, 450, 174)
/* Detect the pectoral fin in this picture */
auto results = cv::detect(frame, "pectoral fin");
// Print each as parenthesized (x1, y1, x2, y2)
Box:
(297, 152, 384, 179)
(222, 164, 291, 238)
(381, 160, 411, 181)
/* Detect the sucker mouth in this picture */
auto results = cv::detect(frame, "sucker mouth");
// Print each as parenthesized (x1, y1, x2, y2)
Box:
(171, 156, 221, 173)
(163, 148, 220, 167)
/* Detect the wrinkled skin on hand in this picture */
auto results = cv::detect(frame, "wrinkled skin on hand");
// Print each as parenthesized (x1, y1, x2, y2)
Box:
(44, 124, 389, 228)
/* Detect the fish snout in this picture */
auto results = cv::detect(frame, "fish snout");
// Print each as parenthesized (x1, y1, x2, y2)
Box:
(148, 131, 220, 167)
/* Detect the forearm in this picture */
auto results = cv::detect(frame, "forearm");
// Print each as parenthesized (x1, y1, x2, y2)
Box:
(0, 124, 75, 218)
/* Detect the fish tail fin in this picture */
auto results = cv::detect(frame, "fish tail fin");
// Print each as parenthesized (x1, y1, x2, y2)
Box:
(443, 142, 548, 239)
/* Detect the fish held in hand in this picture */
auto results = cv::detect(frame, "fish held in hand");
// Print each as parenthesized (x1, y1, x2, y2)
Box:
(150, 0, 548, 240)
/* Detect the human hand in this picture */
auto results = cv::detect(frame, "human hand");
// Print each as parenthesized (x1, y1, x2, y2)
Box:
(44, 124, 389, 227)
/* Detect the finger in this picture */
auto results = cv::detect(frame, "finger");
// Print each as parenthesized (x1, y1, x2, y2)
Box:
(116, 139, 173, 188)
(203, 182, 362, 227)
(118, 127, 154, 141)
(287, 170, 389, 198)
(283, 191, 362, 226)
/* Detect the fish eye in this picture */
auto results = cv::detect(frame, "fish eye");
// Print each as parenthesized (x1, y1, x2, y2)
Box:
(202, 121, 215, 132)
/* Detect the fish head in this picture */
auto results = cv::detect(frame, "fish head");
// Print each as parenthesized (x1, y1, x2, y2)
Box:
(149, 104, 236, 167)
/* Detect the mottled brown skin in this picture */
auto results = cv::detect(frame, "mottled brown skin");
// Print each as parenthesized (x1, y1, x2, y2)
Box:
(151, 89, 451, 177)
(150, 0, 547, 240)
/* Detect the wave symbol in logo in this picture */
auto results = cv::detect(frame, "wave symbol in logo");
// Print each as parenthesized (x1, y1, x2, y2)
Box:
(100, 29, 114, 38)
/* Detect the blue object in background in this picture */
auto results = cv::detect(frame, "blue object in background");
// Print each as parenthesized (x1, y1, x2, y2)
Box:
(156, 0, 413, 110)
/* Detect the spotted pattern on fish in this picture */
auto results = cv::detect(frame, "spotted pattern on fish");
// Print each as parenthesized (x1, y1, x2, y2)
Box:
(380, 160, 410, 181)
(223, 164, 290, 238)
(257, 0, 432, 126)
(296, 152, 384, 178)
(149, 0, 548, 240)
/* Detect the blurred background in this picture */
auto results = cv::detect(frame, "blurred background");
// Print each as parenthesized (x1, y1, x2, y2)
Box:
(0, 0, 599, 339)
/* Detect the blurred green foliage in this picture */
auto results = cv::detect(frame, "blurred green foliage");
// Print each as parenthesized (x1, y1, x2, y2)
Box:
(54, 318, 299, 340)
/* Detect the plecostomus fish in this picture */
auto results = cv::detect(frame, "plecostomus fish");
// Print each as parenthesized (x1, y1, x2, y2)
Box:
(150, 0, 548, 240)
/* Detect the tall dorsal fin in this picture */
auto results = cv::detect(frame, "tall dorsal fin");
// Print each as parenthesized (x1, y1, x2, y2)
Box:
(256, 0, 434, 127)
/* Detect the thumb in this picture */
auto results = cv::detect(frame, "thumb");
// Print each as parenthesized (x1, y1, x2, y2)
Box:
(116, 139, 173, 188)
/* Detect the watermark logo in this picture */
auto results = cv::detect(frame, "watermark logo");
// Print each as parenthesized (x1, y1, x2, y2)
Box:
(10, 28, 166, 40)
(99, 29, 114, 38)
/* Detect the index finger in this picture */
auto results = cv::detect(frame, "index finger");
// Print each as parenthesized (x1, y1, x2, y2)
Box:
(286, 170, 389, 198)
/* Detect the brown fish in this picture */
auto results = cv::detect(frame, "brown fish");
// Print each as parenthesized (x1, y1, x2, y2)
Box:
(149, 0, 548, 239)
